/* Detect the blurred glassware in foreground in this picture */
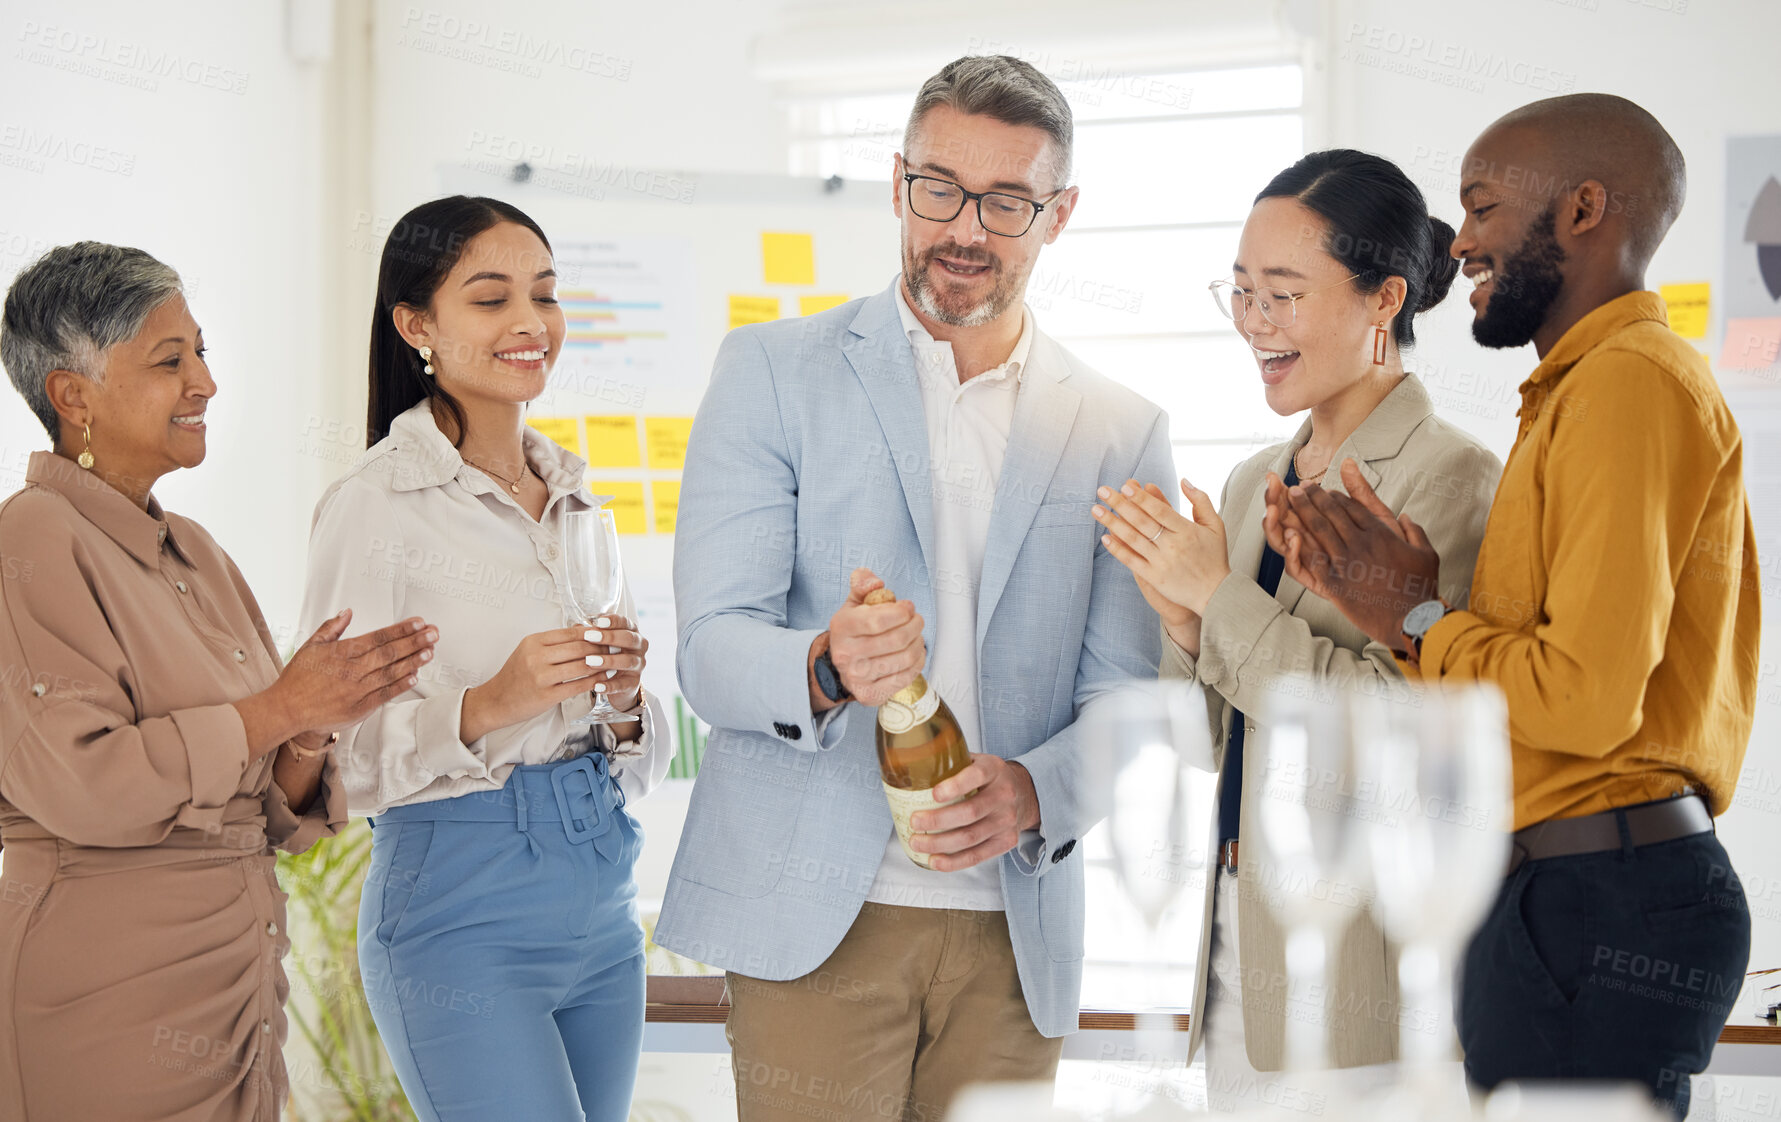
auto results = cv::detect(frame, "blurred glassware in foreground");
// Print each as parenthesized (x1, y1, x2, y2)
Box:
(1253, 678, 1375, 1074)
(1089, 680, 1216, 1111)
(1358, 681, 1510, 1095)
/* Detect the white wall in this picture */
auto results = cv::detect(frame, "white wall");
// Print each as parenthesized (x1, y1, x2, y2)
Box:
(1324, 0, 1781, 1025)
(0, 0, 336, 642)
(361, 2, 1781, 1111)
(360, 0, 1781, 978)
(1323, 3, 1781, 1112)
(1324, 0, 1781, 444)
(0, 0, 1775, 1114)
(366, 0, 795, 223)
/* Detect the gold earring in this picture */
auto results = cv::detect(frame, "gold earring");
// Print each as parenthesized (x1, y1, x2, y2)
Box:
(1371, 323, 1389, 366)
(77, 423, 94, 470)
(420, 345, 435, 376)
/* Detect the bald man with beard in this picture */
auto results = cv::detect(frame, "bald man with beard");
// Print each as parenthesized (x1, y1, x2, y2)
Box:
(1262, 94, 1759, 1117)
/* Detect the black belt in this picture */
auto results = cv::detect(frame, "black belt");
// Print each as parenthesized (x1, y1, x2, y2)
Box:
(1507, 793, 1712, 876)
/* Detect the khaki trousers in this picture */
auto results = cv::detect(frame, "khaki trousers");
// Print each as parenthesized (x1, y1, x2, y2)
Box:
(725, 902, 1064, 1122)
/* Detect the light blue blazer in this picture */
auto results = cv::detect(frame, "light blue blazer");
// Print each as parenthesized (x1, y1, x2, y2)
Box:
(656, 281, 1175, 1037)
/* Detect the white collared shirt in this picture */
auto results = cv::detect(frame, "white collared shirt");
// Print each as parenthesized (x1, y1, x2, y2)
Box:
(862, 283, 1033, 911)
(299, 399, 672, 816)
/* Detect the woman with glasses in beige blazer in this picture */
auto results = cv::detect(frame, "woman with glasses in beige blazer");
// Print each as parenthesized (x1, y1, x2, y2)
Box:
(1094, 150, 1503, 1113)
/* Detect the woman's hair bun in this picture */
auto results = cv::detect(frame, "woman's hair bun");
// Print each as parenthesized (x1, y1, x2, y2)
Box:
(1418, 215, 1460, 312)
(1255, 150, 1459, 348)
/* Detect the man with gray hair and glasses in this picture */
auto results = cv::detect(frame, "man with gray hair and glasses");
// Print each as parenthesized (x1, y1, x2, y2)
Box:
(658, 54, 1175, 1119)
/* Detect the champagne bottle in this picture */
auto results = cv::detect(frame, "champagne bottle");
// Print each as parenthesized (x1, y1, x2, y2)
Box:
(865, 587, 972, 869)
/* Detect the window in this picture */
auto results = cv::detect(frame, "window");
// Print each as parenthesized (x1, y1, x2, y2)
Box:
(784, 61, 1307, 1012)
(788, 62, 1307, 503)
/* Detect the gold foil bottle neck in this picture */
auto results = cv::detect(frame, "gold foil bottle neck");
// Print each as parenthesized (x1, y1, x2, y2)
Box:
(888, 674, 928, 709)
(862, 586, 932, 719)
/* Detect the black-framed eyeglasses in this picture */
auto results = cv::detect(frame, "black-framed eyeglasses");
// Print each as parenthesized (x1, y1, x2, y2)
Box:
(902, 172, 1062, 238)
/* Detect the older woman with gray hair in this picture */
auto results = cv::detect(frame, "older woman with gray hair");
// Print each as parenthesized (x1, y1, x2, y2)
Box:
(0, 241, 439, 1121)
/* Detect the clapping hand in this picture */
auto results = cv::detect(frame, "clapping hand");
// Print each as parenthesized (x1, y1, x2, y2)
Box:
(1262, 458, 1442, 647)
(1092, 477, 1231, 617)
(236, 610, 439, 757)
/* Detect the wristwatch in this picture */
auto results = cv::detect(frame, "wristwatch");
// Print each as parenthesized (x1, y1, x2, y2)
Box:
(1401, 599, 1452, 657)
(813, 635, 851, 702)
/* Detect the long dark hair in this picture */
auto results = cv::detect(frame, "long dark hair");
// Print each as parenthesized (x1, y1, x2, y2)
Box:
(366, 195, 553, 447)
(1255, 150, 1458, 348)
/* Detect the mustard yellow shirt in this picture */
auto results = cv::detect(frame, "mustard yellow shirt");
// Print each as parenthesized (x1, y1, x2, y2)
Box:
(1420, 292, 1761, 830)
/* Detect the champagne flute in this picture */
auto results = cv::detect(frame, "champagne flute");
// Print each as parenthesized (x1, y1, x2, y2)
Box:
(1253, 677, 1373, 1074)
(1358, 682, 1510, 1105)
(562, 508, 628, 726)
(1104, 686, 1189, 934)
(1094, 681, 1213, 1104)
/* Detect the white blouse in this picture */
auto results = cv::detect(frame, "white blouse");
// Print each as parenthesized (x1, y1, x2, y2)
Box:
(298, 399, 672, 817)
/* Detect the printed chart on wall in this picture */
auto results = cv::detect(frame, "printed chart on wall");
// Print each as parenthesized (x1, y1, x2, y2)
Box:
(1721, 135, 1781, 384)
(537, 237, 702, 411)
(524, 236, 707, 769)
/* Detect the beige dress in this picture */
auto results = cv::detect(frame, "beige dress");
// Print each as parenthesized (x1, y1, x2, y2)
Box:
(0, 451, 346, 1121)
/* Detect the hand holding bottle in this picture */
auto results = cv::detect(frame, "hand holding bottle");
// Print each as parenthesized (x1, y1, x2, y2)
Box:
(862, 582, 1041, 872)
(825, 568, 926, 707)
(908, 754, 1041, 872)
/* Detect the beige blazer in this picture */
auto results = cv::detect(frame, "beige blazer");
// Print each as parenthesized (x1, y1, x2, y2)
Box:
(1162, 374, 1501, 1071)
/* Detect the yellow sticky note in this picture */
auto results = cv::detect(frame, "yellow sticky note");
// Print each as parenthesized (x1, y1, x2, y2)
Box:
(584, 415, 642, 468)
(799, 294, 850, 316)
(646, 416, 696, 471)
(1660, 283, 1710, 339)
(588, 482, 647, 535)
(762, 232, 816, 285)
(728, 294, 780, 330)
(653, 480, 681, 534)
(526, 416, 579, 455)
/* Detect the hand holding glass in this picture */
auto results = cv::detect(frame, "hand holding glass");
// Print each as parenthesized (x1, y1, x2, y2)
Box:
(562, 509, 629, 726)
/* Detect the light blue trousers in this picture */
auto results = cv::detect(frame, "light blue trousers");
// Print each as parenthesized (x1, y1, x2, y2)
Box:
(359, 754, 646, 1122)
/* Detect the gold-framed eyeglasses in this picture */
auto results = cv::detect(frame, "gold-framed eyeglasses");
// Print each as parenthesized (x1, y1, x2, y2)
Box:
(1208, 274, 1361, 329)
(903, 172, 1063, 238)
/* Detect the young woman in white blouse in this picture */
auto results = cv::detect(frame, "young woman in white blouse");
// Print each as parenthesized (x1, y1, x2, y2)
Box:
(300, 196, 671, 1122)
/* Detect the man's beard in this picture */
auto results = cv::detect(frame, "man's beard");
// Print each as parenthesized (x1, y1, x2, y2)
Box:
(1473, 204, 1567, 350)
(904, 241, 1020, 327)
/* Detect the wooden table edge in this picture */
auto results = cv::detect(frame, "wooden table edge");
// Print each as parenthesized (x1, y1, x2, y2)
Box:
(644, 975, 1781, 1041)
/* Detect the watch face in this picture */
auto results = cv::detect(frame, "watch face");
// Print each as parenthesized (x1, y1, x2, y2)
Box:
(1404, 600, 1447, 636)
(816, 653, 846, 701)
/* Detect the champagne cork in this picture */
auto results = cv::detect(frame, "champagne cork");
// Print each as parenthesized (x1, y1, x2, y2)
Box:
(863, 588, 895, 606)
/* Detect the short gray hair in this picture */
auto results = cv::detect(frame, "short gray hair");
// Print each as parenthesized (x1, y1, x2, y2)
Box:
(904, 55, 1074, 191)
(2, 241, 184, 440)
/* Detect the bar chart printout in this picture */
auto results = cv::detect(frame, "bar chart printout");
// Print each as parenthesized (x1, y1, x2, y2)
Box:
(543, 237, 700, 412)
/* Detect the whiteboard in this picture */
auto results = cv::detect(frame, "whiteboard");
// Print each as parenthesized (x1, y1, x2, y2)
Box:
(435, 162, 903, 760)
